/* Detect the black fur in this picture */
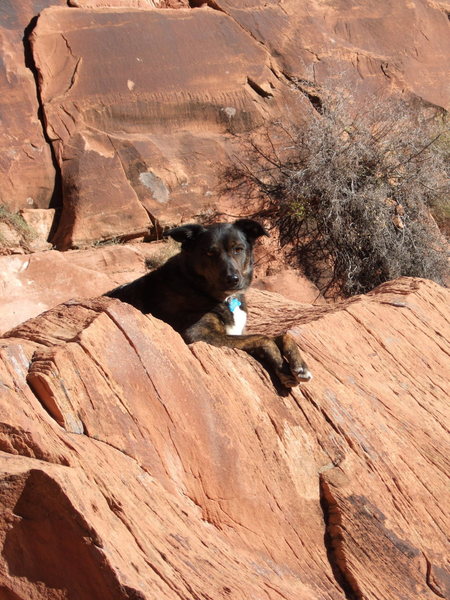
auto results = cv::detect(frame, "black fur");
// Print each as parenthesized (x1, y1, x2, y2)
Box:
(106, 219, 312, 387)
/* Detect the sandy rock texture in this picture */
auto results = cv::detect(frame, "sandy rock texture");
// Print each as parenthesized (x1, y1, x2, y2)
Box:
(70, 0, 190, 6)
(21, 0, 449, 248)
(0, 0, 66, 212)
(203, 0, 450, 108)
(30, 5, 303, 248)
(0, 276, 449, 599)
(0, 241, 178, 334)
(1, 0, 449, 245)
(0, 0, 187, 216)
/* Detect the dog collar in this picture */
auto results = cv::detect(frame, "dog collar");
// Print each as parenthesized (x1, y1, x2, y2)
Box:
(226, 296, 241, 313)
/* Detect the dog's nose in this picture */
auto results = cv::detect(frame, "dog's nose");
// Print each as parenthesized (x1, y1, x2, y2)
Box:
(226, 274, 240, 286)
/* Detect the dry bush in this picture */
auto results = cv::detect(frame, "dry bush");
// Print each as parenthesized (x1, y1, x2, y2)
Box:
(0, 205, 37, 250)
(227, 93, 449, 296)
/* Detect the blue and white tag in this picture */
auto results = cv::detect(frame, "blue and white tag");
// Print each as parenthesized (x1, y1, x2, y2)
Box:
(227, 297, 241, 313)
(225, 296, 247, 335)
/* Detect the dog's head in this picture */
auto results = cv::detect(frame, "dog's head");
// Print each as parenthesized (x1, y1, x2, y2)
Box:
(165, 219, 269, 300)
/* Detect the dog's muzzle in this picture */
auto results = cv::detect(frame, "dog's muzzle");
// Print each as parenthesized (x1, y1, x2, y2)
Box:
(225, 273, 240, 289)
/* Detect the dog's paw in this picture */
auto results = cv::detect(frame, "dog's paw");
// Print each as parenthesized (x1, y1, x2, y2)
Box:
(277, 364, 312, 388)
(292, 364, 313, 383)
(277, 335, 312, 386)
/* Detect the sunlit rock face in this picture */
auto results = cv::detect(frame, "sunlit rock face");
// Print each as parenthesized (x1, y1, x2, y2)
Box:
(0, 277, 449, 599)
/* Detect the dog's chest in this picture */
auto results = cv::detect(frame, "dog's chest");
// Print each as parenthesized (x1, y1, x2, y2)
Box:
(225, 298, 247, 336)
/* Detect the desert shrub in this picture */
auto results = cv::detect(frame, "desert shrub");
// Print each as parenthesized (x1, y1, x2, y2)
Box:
(0, 205, 37, 249)
(227, 93, 449, 296)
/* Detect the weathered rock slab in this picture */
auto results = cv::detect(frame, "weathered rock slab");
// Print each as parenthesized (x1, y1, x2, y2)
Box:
(0, 277, 448, 598)
(2, 0, 449, 245)
(0, 242, 163, 334)
(0, 1, 65, 212)
(31, 6, 300, 248)
(207, 0, 450, 109)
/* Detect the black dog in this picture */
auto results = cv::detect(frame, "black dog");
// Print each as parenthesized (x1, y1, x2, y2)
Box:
(106, 219, 312, 387)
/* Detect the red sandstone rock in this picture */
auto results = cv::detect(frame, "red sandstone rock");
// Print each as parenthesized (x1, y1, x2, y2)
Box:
(0, 277, 448, 598)
(252, 268, 325, 305)
(0, 208, 53, 255)
(0, 1, 65, 212)
(70, 0, 160, 5)
(0, 242, 169, 334)
(18, 208, 54, 252)
(204, 0, 450, 109)
(70, 0, 189, 5)
(29, 1, 450, 250)
(0, 223, 22, 250)
(29, 6, 307, 248)
(2, 0, 449, 247)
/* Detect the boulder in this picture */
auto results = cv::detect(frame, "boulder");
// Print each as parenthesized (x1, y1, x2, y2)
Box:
(18, 208, 54, 251)
(0, 206, 52, 255)
(0, 276, 448, 598)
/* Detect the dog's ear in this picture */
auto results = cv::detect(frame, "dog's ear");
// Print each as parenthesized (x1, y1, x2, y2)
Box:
(164, 224, 207, 250)
(233, 219, 269, 244)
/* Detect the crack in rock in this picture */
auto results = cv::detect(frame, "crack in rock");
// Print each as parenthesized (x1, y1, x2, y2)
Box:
(26, 349, 85, 434)
(319, 473, 363, 600)
(247, 77, 274, 99)
(23, 15, 63, 219)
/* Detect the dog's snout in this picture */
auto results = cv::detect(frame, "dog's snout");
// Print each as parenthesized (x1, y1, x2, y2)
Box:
(226, 273, 240, 285)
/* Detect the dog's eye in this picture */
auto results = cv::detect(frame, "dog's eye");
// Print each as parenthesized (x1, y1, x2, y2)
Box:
(205, 249, 216, 257)
(232, 247, 244, 255)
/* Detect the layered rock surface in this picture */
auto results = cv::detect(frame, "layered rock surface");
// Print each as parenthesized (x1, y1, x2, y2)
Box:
(2, 0, 449, 244)
(0, 277, 449, 599)
(30, 5, 302, 248)
(201, 0, 450, 108)
(0, 0, 65, 212)
(0, 241, 172, 334)
(22, 0, 450, 248)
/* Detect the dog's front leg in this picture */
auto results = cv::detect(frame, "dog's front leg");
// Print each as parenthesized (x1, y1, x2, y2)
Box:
(274, 333, 312, 386)
(227, 333, 312, 387)
(186, 322, 311, 387)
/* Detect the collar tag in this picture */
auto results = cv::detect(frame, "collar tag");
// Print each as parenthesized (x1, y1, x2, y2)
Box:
(227, 297, 241, 313)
